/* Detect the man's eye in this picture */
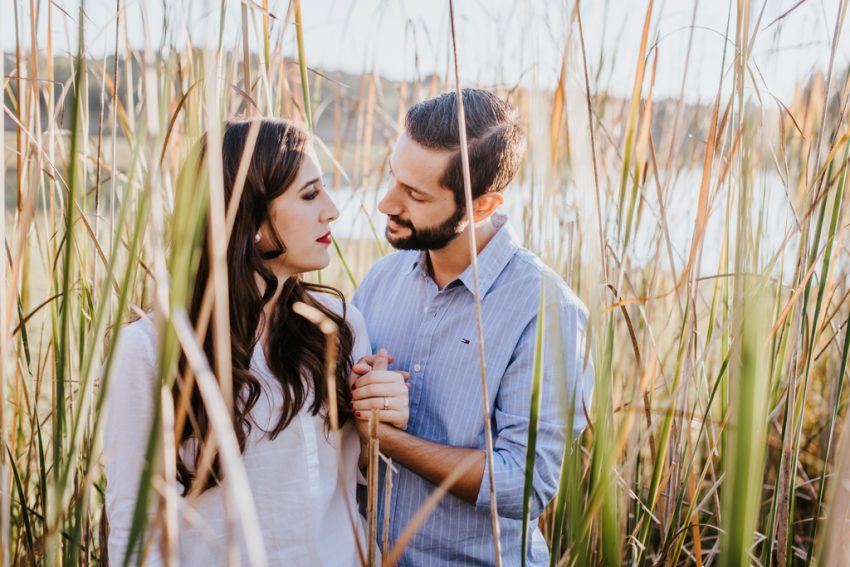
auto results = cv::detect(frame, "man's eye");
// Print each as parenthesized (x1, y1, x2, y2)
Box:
(407, 190, 424, 203)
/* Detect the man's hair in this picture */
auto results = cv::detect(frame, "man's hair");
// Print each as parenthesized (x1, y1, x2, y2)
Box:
(404, 88, 525, 207)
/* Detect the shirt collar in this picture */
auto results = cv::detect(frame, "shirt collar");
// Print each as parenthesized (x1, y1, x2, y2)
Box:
(407, 213, 519, 296)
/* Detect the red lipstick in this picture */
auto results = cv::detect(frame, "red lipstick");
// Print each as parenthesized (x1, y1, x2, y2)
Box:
(317, 231, 332, 244)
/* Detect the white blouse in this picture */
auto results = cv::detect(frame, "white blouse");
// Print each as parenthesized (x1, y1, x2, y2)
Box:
(103, 297, 371, 566)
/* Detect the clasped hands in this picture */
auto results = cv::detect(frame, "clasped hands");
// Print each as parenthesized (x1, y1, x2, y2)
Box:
(349, 348, 410, 434)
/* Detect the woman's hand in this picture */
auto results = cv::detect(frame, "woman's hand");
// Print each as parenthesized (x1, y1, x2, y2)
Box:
(350, 349, 410, 430)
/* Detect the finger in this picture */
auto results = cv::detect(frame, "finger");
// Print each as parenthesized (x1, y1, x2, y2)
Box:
(352, 370, 406, 390)
(351, 382, 408, 402)
(358, 353, 395, 367)
(353, 409, 408, 427)
(351, 393, 408, 411)
(400, 371, 411, 381)
(351, 363, 371, 375)
(373, 348, 389, 372)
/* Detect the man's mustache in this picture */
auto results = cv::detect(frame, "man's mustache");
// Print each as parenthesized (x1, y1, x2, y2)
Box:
(387, 215, 415, 230)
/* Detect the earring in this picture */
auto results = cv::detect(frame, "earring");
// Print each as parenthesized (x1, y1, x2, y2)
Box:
(254, 233, 261, 243)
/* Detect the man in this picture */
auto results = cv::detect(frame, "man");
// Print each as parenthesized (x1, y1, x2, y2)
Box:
(350, 89, 593, 566)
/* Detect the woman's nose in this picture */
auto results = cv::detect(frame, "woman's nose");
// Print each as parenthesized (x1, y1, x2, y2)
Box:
(322, 193, 339, 222)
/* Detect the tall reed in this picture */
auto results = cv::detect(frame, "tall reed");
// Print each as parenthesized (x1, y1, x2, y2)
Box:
(3, 1, 850, 565)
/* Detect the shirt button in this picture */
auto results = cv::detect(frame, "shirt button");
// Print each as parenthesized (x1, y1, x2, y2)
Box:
(423, 306, 429, 314)
(413, 363, 422, 372)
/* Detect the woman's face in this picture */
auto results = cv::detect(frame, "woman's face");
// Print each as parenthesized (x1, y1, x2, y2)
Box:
(258, 147, 339, 277)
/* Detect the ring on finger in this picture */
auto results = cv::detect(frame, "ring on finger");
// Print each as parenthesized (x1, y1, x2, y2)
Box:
(383, 397, 390, 410)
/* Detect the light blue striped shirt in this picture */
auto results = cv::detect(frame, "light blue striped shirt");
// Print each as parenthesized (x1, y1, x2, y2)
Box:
(353, 214, 594, 566)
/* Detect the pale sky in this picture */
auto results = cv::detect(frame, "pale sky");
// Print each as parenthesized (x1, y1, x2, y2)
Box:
(2, 0, 848, 103)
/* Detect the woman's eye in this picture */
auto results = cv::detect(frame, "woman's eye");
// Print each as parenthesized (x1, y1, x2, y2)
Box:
(304, 188, 320, 201)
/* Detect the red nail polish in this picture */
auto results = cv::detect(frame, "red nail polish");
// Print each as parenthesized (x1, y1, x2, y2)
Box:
(355, 411, 361, 417)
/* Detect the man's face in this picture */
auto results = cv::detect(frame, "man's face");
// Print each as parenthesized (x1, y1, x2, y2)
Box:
(379, 133, 466, 250)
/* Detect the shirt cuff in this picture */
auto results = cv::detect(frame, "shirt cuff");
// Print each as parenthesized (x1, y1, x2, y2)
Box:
(474, 450, 497, 511)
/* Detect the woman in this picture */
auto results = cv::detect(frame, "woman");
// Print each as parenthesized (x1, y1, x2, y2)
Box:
(103, 119, 408, 565)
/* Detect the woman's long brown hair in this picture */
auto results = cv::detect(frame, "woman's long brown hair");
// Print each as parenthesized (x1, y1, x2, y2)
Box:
(176, 119, 354, 494)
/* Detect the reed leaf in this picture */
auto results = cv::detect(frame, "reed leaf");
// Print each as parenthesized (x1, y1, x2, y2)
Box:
(521, 279, 546, 566)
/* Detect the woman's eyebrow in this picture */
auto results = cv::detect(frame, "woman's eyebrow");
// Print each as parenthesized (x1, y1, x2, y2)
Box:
(298, 177, 321, 192)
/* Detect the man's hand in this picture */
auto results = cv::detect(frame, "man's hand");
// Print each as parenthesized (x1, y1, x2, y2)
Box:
(350, 349, 410, 431)
(349, 352, 484, 504)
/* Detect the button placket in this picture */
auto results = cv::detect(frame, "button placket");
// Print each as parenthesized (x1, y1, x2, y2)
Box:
(407, 294, 440, 424)
(413, 291, 451, 371)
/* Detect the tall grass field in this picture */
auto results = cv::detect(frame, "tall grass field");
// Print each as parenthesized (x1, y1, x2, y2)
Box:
(3, 0, 850, 565)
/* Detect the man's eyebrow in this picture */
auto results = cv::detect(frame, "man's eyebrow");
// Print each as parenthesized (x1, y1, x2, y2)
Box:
(388, 159, 426, 195)
(298, 177, 321, 192)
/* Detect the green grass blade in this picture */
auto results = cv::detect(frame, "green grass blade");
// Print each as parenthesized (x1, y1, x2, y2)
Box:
(521, 280, 545, 567)
(6, 445, 34, 561)
(720, 287, 771, 566)
(293, 0, 313, 130)
(332, 237, 358, 289)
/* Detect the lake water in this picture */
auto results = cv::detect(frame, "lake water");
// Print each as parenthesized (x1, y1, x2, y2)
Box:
(328, 167, 805, 285)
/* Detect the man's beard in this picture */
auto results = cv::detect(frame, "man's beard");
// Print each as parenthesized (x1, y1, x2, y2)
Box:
(385, 204, 467, 250)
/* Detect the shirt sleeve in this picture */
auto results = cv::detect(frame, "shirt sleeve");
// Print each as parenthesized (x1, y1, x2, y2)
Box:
(475, 295, 594, 520)
(102, 320, 165, 566)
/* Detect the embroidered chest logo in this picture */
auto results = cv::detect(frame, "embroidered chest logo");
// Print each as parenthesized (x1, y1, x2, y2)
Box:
(461, 338, 470, 344)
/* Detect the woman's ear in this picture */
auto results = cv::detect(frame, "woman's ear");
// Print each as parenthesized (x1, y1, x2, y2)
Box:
(472, 193, 505, 222)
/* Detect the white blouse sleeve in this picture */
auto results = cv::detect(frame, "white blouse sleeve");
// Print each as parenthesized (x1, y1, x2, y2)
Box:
(309, 292, 371, 362)
(346, 303, 372, 363)
(102, 319, 164, 567)
(344, 302, 372, 488)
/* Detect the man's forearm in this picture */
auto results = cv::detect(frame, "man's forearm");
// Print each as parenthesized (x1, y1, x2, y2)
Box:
(376, 424, 486, 504)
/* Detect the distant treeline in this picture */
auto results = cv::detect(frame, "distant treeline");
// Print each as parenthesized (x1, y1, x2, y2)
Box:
(4, 50, 841, 164)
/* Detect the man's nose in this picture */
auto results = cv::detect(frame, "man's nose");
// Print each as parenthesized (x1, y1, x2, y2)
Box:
(378, 182, 402, 216)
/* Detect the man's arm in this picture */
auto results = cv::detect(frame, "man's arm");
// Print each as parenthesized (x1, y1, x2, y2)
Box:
(374, 423, 486, 504)
(352, 290, 593, 516)
(375, 296, 590, 520)
(352, 353, 484, 502)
